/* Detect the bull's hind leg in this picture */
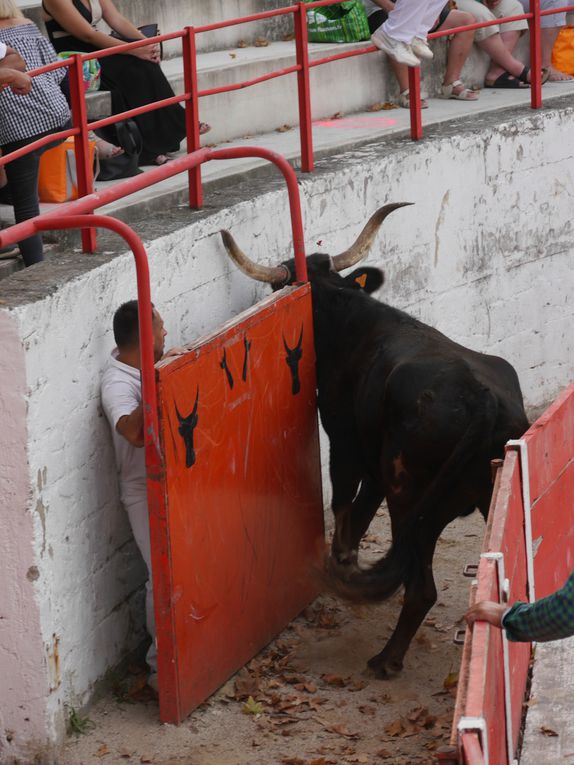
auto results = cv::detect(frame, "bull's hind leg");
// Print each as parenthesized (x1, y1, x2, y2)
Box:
(367, 532, 440, 678)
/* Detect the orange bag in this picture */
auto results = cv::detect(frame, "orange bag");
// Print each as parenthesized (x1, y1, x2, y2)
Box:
(552, 27, 574, 76)
(38, 138, 96, 203)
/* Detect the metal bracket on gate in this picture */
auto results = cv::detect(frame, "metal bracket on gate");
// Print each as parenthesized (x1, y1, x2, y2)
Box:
(457, 716, 489, 765)
(506, 439, 536, 603)
(481, 552, 517, 765)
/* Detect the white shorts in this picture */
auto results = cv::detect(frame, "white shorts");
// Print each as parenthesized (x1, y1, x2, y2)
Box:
(456, 0, 529, 40)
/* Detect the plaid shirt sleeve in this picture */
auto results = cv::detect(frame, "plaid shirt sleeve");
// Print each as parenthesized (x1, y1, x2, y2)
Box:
(502, 569, 574, 642)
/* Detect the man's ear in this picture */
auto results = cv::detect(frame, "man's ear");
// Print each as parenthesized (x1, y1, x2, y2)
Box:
(343, 267, 384, 294)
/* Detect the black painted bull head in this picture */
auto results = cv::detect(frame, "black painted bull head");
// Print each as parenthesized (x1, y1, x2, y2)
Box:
(283, 327, 304, 395)
(175, 387, 199, 468)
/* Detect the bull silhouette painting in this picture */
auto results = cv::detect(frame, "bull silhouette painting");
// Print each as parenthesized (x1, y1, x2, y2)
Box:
(220, 348, 234, 389)
(242, 335, 251, 382)
(220, 203, 529, 677)
(283, 326, 304, 395)
(175, 387, 199, 468)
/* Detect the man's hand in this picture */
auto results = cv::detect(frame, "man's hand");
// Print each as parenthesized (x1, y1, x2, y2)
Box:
(162, 346, 188, 359)
(465, 601, 507, 628)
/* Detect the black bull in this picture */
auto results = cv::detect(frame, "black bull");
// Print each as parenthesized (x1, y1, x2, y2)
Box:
(220, 203, 529, 678)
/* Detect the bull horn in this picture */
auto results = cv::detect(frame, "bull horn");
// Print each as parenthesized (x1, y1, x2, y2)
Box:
(220, 230, 290, 285)
(331, 202, 413, 272)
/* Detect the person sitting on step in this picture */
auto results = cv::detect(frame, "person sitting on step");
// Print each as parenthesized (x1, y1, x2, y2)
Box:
(362, 0, 479, 105)
(456, 0, 548, 88)
(42, 0, 211, 167)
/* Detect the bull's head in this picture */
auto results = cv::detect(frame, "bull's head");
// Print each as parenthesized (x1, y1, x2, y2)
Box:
(219, 203, 411, 290)
(175, 386, 199, 468)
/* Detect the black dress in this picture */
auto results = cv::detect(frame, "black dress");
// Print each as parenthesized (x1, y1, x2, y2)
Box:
(44, 0, 186, 163)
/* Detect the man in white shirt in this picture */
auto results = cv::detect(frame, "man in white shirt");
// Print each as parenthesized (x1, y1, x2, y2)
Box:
(101, 300, 183, 692)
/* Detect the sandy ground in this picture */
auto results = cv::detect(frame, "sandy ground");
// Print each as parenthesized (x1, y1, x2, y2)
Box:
(60, 510, 485, 765)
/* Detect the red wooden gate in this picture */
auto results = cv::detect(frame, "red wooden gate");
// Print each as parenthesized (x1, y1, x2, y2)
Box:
(150, 284, 324, 723)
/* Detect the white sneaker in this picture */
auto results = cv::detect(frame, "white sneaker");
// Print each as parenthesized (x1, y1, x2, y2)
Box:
(411, 36, 433, 61)
(370, 26, 420, 68)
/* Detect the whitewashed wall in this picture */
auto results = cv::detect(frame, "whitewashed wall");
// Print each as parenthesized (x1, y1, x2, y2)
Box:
(1, 106, 574, 763)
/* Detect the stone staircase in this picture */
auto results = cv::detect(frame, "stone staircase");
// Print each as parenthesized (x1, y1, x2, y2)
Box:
(0, 0, 553, 280)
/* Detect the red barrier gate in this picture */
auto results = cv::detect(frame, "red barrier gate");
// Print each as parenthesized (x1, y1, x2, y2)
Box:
(451, 380, 574, 765)
(153, 285, 324, 722)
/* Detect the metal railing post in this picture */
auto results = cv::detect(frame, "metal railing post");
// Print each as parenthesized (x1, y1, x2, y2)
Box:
(68, 55, 96, 252)
(408, 66, 423, 140)
(295, 3, 314, 172)
(529, 0, 542, 108)
(182, 26, 203, 208)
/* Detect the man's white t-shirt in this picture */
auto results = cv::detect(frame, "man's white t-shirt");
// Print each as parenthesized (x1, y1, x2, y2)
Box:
(0, 42, 7, 60)
(101, 349, 147, 506)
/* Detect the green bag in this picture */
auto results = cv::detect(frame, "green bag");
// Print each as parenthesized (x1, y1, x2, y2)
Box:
(304, 0, 371, 43)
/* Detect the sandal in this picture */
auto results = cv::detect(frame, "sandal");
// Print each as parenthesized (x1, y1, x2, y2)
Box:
(152, 154, 171, 166)
(485, 71, 526, 89)
(517, 66, 550, 86)
(398, 89, 428, 109)
(441, 79, 479, 100)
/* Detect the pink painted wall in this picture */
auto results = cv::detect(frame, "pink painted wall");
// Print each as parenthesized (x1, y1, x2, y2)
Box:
(0, 312, 52, 763)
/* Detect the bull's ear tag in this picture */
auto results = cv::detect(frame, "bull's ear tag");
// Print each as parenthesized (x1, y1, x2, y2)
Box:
(355, 273, 368, 289)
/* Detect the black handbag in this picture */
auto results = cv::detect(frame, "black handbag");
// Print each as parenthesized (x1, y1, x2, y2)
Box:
(110, 23, 163, 60)
(95, 119, 143, 182)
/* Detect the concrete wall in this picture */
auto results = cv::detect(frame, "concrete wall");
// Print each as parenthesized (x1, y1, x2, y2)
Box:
(1, 105, 574, 762)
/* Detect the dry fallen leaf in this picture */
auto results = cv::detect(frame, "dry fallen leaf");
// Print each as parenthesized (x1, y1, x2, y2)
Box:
(321, 674, 347, 687)
(255, 36, 269, 47)
(443, 671, 459, 690)
(229, 53, 237, 59)
(95, 744, 109, 758)
(384, 718, 406, 737)
(140, 756, 153, 763)
(237, 39, 248, 48)
(540, 725, 559, 737)
(119, 749, 132, 759)
(276, 124, 292, 133)
(242, 695, 264, 715)
(235, 669, 260, 700)
(376, 750, 393, 760)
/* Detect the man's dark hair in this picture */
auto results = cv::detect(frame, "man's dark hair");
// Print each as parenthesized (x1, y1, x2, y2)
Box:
(113, 300, 154, 350)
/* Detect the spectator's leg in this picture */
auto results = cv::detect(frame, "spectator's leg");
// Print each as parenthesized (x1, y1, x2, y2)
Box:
(516, 0, 572, 80)
(3, 149, 44, 266)
(439, 10, 478, 97)
(480, 33, 529, 83)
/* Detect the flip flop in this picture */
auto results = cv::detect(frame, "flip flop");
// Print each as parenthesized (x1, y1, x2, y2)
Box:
(485, 71, 525, 89)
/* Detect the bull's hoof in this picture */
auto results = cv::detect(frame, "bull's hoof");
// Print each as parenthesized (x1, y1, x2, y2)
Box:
(367, 652, 403, 679)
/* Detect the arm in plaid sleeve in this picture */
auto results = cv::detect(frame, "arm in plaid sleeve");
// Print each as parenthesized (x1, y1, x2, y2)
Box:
(502, 570, 574, 642)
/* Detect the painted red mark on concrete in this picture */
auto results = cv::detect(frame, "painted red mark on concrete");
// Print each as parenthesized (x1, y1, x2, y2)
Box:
(314, 117, 398, 129)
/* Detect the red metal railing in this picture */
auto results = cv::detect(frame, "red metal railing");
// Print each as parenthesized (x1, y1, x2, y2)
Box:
(449, 381, 574, 764)
(0, 146, 308, 597)
(1, 0, 574, 254)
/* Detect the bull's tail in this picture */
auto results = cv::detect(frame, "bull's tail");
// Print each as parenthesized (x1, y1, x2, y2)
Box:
(326, 387, 499, 603)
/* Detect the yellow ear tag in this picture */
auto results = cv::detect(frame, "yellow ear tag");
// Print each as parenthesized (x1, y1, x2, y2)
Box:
(355, 273, 367, 289)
